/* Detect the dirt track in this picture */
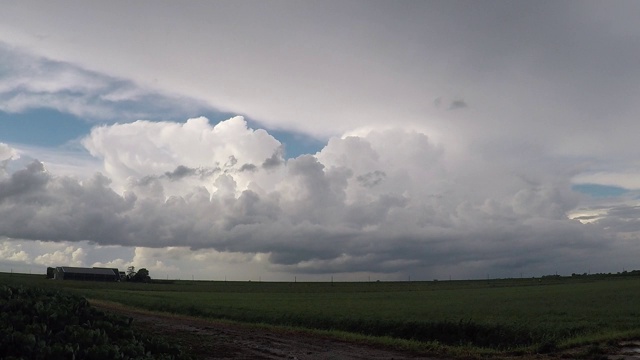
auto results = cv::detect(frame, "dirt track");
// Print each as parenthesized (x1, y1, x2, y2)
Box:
(92, 300, 438, 359)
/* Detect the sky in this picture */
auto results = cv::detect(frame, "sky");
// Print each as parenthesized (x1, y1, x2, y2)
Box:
(1, 1, 640, 281)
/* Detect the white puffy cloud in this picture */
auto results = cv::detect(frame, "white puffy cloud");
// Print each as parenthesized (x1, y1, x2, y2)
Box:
(0, 240, 30, 263)
(34, 245, 86, 267)
(0, 143, 18, 178)
(82, 116, 283, 194)
(0, 143, 16, 162)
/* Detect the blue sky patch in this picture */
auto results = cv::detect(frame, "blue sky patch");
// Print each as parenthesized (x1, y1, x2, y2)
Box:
(0, 108, 92, 146)
(259, 127, 326, 158)
(572, 184, 629, 198)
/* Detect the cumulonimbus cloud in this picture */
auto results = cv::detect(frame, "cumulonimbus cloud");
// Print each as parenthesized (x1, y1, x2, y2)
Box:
(0, 117, 608, 276)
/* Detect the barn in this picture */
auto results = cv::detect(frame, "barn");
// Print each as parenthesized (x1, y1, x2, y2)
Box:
(54, 267, 120, 282)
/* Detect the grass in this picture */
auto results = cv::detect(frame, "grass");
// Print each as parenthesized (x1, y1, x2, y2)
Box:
(2, 272, 639, 357)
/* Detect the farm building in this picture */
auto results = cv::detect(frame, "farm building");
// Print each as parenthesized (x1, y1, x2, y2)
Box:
(54, 267, 120, 282)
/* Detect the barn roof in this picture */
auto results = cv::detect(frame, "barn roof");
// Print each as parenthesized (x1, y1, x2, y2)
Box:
(57, 267, 118, 276)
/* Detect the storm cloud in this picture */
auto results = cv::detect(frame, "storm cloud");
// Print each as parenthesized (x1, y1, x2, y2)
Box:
(0, 117, 612, 278)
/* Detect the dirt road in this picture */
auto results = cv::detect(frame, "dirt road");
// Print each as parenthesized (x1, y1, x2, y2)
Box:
(92, 300, 640, 360)
(91, 300, 438, 360)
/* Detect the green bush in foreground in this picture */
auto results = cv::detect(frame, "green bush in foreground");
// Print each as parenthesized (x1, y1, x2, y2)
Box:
(0, 285, 192, 360)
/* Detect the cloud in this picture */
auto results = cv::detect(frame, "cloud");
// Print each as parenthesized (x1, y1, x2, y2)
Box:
(34, 246, 86, 267)
(262, 148, 284, 169)
(0, 143, 18, 178)
(164, 165, 195, 180)
(0, 43, 218, 123)
(0, 240, 30, 263)
(82, 116, 282, 193)
(0, 143, 17, 162)
(4, 2, 640, 172)
(239, 164, 258, 173)
(3, 3, 640, 279)
(356, 170, 386, 188)
(433, 97, 468, 111)
(0, 160, 48, 200)
(0, 117, 620, 279)
(448, 99, 468, 110)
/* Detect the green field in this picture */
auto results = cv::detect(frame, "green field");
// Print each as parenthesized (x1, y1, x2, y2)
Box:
(2, 272, 640, 357)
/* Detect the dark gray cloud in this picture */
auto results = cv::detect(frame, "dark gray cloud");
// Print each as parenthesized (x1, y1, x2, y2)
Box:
(164, 165, 195, 180)
(0, 161, 134, 243)
(591, 205, 640, 233)
(239, 163, 258, 172)
(136, 165, 223, 184)
(0, 161, 47, 200)
(224, 156, 238, 168)
(356, 170, 386, 188)
(448, 99, 468, 111)
(433, 97, 468, 111)
(262, 148, 284, 170)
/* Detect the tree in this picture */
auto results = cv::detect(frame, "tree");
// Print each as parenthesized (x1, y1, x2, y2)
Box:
(131, 268, 151, 283)
(126, 266, 136, 279)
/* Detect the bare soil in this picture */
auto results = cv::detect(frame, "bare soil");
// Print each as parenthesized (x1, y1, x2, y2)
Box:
(91, 300, 440, 359)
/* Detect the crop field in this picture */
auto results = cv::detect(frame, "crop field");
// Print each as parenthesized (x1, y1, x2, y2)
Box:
(2, 272, 640, 357)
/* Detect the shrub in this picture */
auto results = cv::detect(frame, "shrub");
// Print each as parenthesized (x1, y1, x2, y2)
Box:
(0, 285, 192, 359)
